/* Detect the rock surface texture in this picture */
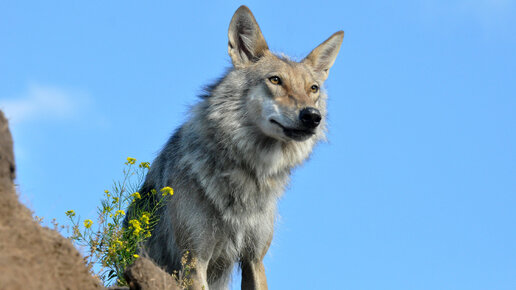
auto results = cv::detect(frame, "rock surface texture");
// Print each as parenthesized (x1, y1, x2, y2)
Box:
(0, 110, 103, 290)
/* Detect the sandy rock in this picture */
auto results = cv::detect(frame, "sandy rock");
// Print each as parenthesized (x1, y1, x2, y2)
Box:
(0, 110, 104, 290)
(124, 257, 180, 290)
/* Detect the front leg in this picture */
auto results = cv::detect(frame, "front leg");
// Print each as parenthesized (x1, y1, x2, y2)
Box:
(241, 233, 272, 290)
(241, 259, 267, 290)
(186, 257, 209, 290)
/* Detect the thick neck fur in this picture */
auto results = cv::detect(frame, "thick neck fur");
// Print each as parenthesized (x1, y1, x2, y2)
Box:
(171, 69, 325, 221)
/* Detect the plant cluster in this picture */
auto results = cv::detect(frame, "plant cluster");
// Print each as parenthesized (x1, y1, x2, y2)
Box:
(66, 157, 173, 286)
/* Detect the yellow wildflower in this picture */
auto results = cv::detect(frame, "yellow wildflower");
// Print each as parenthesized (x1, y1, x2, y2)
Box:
(140, 212, 150, 225)
(112, 197, 119, 204)
(84, 219, 93, 229)
(131, 192, 141, 199)
(127, 157, 136, 165)
(160, 186, 174, 196)
(114, 210, 125, 217)
(139, 162, 150, 169)
(133, 254, 139, 258)
(129, 219, 142, 236)
(65, 210, 75, 218)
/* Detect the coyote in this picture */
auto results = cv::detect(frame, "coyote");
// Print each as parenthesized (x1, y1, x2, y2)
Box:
(130, 5, 343, 290)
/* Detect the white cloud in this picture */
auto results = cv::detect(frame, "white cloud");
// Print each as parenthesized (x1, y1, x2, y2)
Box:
(0, 84, 91, 124)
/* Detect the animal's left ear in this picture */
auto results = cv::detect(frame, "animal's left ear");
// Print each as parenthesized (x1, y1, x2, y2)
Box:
(228, 6, 269, 68)
(303, 31, 344, 80)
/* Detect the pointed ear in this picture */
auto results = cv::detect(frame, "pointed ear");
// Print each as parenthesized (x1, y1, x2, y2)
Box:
(303, 31, 344, 80)
(228, 6, 269, 68)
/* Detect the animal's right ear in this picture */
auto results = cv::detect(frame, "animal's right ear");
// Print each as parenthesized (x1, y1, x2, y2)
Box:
(228, 6, 269, 68)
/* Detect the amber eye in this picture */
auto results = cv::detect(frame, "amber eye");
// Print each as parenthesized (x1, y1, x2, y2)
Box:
(311, 84, 319, 93)
(269, 76, 282, 85)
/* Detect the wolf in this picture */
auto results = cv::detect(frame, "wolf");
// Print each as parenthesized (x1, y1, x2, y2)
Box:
(129, 5, 343, 290)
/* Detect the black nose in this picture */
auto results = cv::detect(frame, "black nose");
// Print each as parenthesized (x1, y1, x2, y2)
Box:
(299, 107, 321, 129)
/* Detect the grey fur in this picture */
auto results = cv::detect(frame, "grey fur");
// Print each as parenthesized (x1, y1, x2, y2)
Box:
(128, 5, 343, 290)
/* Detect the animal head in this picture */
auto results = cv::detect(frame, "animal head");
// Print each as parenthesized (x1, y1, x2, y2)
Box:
(227, 6, 344, 142)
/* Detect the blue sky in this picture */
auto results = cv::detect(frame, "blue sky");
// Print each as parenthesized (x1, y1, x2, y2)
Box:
(1, 1, 515, 289)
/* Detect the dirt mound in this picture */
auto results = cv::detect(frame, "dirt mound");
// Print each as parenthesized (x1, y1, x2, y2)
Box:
(0, 111, 103, 290)
(0, 110, 181, 290)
